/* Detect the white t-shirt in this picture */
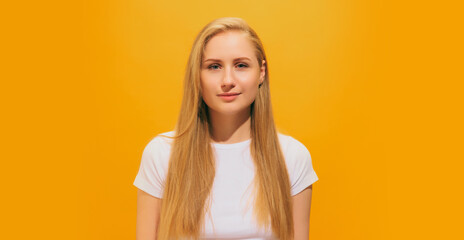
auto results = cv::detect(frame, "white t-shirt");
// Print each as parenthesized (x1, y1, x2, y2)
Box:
(133, 130, 319, 239)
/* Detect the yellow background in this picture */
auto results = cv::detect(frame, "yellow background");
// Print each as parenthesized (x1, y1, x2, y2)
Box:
(1, 0, 462, 239)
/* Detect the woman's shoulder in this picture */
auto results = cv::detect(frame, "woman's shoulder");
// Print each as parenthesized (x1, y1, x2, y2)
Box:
(143, 130, 175, 153)
(277, 132, 310, 155)
(156, 130, 176, 143)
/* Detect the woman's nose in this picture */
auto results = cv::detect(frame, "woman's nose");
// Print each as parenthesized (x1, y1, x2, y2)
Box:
(221, 66, 235, 88)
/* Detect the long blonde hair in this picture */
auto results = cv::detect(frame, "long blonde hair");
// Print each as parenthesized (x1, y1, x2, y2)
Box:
(157, 17, 294, 240)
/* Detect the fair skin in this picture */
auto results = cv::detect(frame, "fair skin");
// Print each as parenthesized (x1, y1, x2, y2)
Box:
(293, 185, 314, 240)
(136, 30, 313, 240)
(200, 30, 264, 144)
(136, 189, 161, 240)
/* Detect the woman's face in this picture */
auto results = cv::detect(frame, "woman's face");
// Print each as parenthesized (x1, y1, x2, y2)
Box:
(200, 30, 265, 116)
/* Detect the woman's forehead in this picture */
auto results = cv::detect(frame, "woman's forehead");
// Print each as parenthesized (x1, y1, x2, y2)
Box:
(203, 31, 255, 61)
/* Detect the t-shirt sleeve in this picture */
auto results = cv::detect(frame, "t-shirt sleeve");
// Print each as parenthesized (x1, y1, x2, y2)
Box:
(288, 137, 319, 196)
(133, 136, 168, 199)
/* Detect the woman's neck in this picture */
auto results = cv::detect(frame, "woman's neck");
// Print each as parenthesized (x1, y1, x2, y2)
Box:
(208, 107, 251, 144)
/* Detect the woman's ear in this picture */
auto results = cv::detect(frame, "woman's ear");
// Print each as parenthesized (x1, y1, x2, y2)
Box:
(260, 60, 266, 85)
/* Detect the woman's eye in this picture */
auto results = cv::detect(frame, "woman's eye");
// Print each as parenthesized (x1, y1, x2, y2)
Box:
(208, 64, 220, 70)
(207, 63, 248, 70)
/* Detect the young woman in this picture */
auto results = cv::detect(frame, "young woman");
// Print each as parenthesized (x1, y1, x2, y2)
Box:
(133, 17, 319, 240)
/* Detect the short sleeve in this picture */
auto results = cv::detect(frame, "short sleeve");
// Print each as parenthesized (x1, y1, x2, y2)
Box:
(133, 136, 170, 198)
(287, 137, 319, 196)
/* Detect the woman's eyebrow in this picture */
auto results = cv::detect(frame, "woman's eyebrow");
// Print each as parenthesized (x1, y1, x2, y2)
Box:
(203, 57, 251, 63)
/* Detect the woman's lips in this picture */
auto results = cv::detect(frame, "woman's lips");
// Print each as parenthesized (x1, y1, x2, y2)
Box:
(218, 93, 241, 101)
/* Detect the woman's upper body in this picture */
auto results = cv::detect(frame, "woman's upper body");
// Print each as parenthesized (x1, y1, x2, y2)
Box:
(135, 17, 318, 240)
(134, 130, 318, 239)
